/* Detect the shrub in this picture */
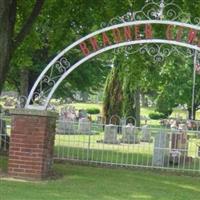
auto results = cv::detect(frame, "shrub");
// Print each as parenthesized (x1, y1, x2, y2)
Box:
(156, 108, 172, 118)
(149, 112, 166, 120)
(86, 108, 100, 115)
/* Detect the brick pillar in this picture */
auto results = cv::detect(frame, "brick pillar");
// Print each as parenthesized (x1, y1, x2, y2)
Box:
(8, 109, 57, 180)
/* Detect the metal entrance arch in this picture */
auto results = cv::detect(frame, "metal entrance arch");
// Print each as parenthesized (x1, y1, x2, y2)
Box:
(25, 0, 200, 110)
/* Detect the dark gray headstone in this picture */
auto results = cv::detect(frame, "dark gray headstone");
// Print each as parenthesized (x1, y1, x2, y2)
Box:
(170, 126, 188, 164)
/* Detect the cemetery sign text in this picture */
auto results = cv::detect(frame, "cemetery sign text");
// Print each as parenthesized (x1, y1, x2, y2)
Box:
(80, 22, 200, 56)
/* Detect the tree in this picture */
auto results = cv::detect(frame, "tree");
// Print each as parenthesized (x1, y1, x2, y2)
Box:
(153, 54, 200, 120)
(103, 62, 123, 124)
(4, 0, 135, 97)
(0, 0, 45, 94)
(103, 52, 148, 125)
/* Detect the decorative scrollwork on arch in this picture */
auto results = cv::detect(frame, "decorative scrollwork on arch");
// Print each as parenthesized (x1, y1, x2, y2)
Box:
(26, 0, 200, 110)
(17, 96, 28, 108)
(106, 0, 200, 62)
(113, 43, 196, 63)
(101, 0, 200, 27)
(30, 56, 71, 106)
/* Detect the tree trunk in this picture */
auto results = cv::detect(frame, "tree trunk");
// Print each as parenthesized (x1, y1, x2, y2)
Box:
(141, 93, 148, 107)
(0, 0, 16, 94)
(134, 87, 140, 127)
(103, 67, 123, 124)
(188, 107, 196, 120)
(0, 0, 45, 94)
(20, 69, 29, 97)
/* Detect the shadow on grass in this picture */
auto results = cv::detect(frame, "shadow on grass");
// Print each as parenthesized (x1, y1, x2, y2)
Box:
(1, 161, 200, 200)
(54, 145, 200, 172)
(0, 152, 8, 170)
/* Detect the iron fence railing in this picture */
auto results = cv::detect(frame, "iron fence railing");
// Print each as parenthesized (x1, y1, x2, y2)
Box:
(0, 112, 10, 151)
(1, 113, 200, 173)
(54, 119, 200, 173)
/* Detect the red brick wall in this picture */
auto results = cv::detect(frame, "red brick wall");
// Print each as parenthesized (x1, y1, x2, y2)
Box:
(8, 113, 56, 180)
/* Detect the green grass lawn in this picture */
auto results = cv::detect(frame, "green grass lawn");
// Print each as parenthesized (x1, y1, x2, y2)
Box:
(1, 156, 200, 200)
(0, 155, 8, 173)
(2, 103, 200, 199)
(68, 102, 103, 111)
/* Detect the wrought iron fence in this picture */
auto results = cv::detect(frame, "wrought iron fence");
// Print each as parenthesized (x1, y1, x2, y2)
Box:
(54, 119, 200, 173)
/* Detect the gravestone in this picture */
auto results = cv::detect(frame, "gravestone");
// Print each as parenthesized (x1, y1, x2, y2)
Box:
(121, 118, 126, 136)
(57, 119, 75, 134)
(97, 115, 104, 124)
(170, 124, 188, 164)
(104, 124, 118, 144)
(78, 118, 91, 134)
(197, 145, 200, 157)
(141, 125, 151, 142)
(57, 106, 77, 134)
(121, 124, 139, 144)
(152, 132, 170, 167)
(78, 109, 88, 119)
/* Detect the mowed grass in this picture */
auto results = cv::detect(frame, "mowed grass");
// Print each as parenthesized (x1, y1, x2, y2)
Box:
(0, 155, 8, 173)
(1, 157, 200, 200)
(2, 103, 200, 199)
(68, 102, 103, 111)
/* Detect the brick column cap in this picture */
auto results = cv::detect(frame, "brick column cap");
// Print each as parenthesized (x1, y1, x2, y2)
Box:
(10, 109, 58, 118)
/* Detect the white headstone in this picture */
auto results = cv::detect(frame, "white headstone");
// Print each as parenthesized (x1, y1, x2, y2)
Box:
(57, 106, 77, 134)
(104, 124, 118, 144)
(141, 125, 151, 142)
(152, 132, 170, 167)
(78, 118, 91, 134)
(121, 119, 126, 136)
(121, 123, 139, 144)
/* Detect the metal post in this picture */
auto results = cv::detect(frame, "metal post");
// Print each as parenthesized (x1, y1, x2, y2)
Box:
(192, 50, 197, 120)
(87, 134, 91, 161)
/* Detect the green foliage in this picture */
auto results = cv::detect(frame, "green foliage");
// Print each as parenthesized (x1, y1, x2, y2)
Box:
(103, 65, 123, 123)
(155, 93, 174, 117)
(7, 0, 118, 96)
(4, 0, 200, 121)
(103, 53, 149, 125)
(86, 108, 100, 115)
(149, 112, 166, 120)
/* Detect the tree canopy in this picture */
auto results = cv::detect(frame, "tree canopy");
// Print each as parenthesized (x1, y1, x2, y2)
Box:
(1, 0, 200, 119)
